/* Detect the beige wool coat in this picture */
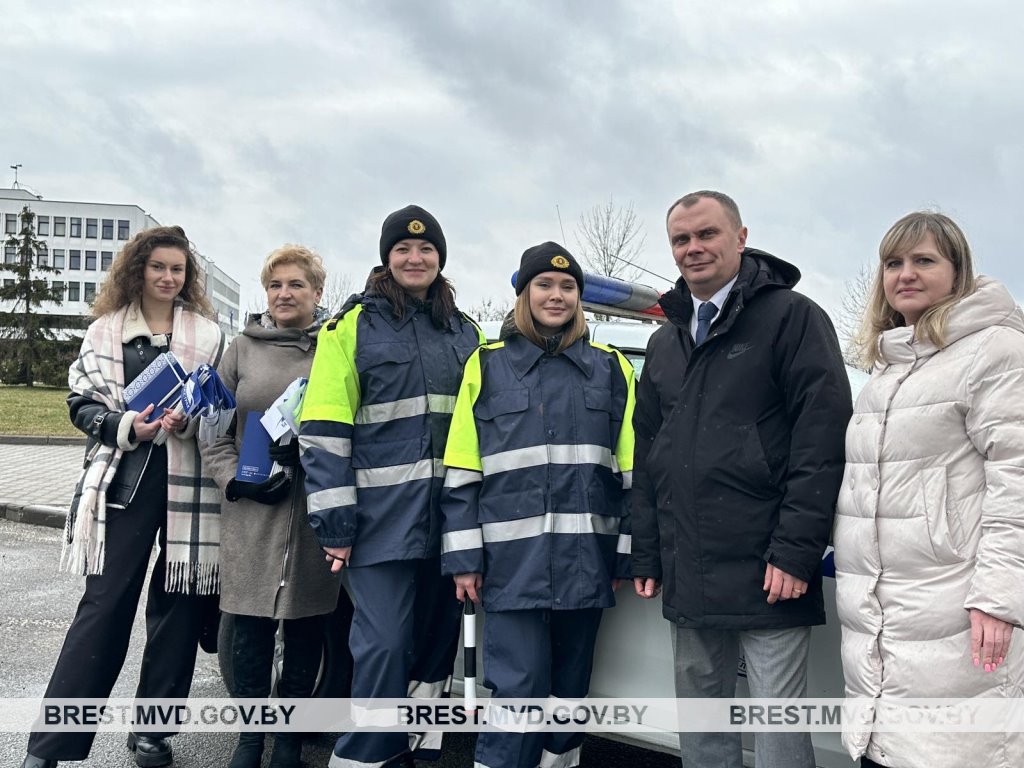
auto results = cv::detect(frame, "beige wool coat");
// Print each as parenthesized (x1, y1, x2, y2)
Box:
(201, 314, 342, 619)
(834, 277, 1024, 767)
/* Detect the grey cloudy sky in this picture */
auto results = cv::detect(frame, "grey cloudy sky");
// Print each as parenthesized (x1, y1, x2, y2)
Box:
(4, 0, 1023, 318)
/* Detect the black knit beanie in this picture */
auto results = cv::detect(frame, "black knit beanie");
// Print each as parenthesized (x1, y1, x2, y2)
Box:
(514, 241, 584, 295)
(379, 205, 447, 270)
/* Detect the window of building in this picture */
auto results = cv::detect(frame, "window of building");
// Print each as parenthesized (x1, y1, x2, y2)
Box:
(4, 214, 16, 234)
(117, 219, 130, 240)
(85, 218, 98, 238)
(85, 251, 97, 270)
(52, 249, 65, 269)
(37, 243, 48, 267)
(37, 216, 50, 236)
(101, 219, 114, 239)
(84, 282, 96, 303)
(69, 250, 81, 270)
(3, 279, 14, 289)
(52, 280, 65, 297)
(101, 251, 113, 271)
(70, 217, 82, 238)
(4, 245, 16, 264)
(54, 216, 66, 237)
(68, 282, 81, 302)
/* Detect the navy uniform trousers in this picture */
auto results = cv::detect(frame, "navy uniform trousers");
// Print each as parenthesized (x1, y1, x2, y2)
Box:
(27, 448, 212, 761)
(333, 557, 462, 768)
(475, 608, 603, 768)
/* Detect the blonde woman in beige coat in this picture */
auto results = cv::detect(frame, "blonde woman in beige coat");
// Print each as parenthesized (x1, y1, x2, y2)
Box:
(201, 245, 346, 768)
(834, 212, 1024, 768)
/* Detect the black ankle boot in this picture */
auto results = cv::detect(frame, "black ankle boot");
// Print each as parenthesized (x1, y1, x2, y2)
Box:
(126, 733, 172, 767)
(19, 755, 57, 768)
(227, 732, 265, 768)
(268, 733, 303, 768)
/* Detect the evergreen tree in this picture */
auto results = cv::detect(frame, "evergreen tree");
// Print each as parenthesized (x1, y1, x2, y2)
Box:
(1, 205, 65, 386)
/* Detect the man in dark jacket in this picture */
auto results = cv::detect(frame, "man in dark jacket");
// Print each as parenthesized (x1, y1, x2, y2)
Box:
(632, 191, 851, 768)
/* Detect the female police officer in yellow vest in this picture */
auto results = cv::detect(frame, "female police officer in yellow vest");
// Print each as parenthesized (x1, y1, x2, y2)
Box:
(441, 242, 635, 768)
(298, 206, 484, 768)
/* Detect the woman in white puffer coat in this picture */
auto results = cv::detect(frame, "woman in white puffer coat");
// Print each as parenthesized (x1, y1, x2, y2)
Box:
(834, 211, 1024, 768)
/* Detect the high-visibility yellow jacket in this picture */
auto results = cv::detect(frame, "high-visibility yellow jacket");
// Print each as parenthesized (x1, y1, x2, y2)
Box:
(441, 331, 635, 611)
(299, 294, 484, 566)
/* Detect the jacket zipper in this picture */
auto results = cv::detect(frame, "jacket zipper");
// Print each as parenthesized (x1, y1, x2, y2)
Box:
(280, 473, 299, 588)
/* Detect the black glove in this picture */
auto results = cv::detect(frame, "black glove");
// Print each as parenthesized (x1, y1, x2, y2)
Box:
(226, 472, 292, 505)
(268, 438, 300, 468)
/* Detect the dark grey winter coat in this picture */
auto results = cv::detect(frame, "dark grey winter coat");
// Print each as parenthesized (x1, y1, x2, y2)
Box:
(201, 315, 342, 619)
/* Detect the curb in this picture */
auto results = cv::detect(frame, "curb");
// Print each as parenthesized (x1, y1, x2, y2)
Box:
(0, 434, 85, 446)
(0, 500, 68, 530)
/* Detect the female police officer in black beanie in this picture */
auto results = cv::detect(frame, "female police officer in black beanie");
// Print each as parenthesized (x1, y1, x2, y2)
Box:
(441, 242, 635, 768)
(299, 205, 484, 768)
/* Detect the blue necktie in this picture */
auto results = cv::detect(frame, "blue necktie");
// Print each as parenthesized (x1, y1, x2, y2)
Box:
(695, 301, 717, 345)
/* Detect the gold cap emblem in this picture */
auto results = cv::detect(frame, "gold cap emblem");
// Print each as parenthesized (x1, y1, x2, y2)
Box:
(551, 255, 570, 269)
(407, 220, 426, 235)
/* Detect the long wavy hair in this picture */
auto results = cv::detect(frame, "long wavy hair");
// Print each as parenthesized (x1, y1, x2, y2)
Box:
(366, 268, 458, 328)
(92, 225, 214, 318)
(513, 287, 587, 353)
(853, 211, 976, 368)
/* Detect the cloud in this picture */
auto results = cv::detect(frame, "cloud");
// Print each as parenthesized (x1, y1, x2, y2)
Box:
(3, 0, 1024, 319)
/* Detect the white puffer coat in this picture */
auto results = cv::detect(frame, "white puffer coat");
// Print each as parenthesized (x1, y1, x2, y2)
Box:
(834, 276, 1024, 768)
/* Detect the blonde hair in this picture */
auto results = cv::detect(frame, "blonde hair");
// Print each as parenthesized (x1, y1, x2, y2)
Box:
(260, 244, 326, 291)
(853, 211, 976, 368)
(513, 289, 587, 353)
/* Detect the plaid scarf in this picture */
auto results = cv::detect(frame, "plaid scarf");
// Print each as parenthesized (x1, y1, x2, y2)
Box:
(62, 302, 225, 594)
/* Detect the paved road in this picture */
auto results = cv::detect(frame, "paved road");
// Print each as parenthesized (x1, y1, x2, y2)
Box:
(1, 513, 678, 768)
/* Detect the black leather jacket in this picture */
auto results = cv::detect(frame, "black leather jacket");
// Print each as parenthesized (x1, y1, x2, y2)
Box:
(68, 334, 168, 509)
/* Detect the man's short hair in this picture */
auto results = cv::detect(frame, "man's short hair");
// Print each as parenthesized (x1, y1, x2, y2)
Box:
(666, 190, 743, 229)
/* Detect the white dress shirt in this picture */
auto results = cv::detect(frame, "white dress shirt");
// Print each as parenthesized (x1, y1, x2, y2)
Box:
(689, 274, 739, 340)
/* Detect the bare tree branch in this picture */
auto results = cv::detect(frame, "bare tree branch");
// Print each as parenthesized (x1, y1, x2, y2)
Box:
(466, 296, 513, 323)
(574, 197, 647, 283)
(835, 263, 875, 369)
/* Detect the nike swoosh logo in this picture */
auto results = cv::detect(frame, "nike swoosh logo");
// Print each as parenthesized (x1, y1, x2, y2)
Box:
(727, 343, 754, 360)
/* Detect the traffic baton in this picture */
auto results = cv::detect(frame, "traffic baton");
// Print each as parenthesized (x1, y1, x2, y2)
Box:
(463, 599, 478, 710)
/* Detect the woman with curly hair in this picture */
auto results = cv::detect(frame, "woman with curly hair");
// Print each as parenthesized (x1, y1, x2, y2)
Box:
(21, 225, 225, 768)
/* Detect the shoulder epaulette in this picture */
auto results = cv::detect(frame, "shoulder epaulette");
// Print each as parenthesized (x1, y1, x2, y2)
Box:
(325, 294, 365, 332)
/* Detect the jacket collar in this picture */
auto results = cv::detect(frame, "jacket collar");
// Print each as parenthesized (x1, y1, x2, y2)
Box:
(878, 275, 1024, 365)
(504, 333, 593, 380)
(658, 248, 800, 337)
(121, 301, 179, 344)
(241, 312, 321, 351)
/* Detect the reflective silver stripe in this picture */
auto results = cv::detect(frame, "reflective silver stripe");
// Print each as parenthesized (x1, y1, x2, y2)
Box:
(481, 443, 613, 475)
(540, 746, 581, 768)
(482, 445, 547, 474)
(482, 512, 620, 543)
(299, 435, 352, 458)
(329, 751, 390, 768)
(434, 458, 446, 477)
(355, 459, 433, 488)
(355, 395, 427, 424)
(549, 443, 612, 467)
(408, 679, 447, 699)
(443, 527, 484, 554)
(427, 393, 457, 414)
(621, 469, 633, 490)
(308, 486, 356, 512)
(410, 729, 443, 753)
(617, 533, 632, 554)
(444, 468, 483, 488)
